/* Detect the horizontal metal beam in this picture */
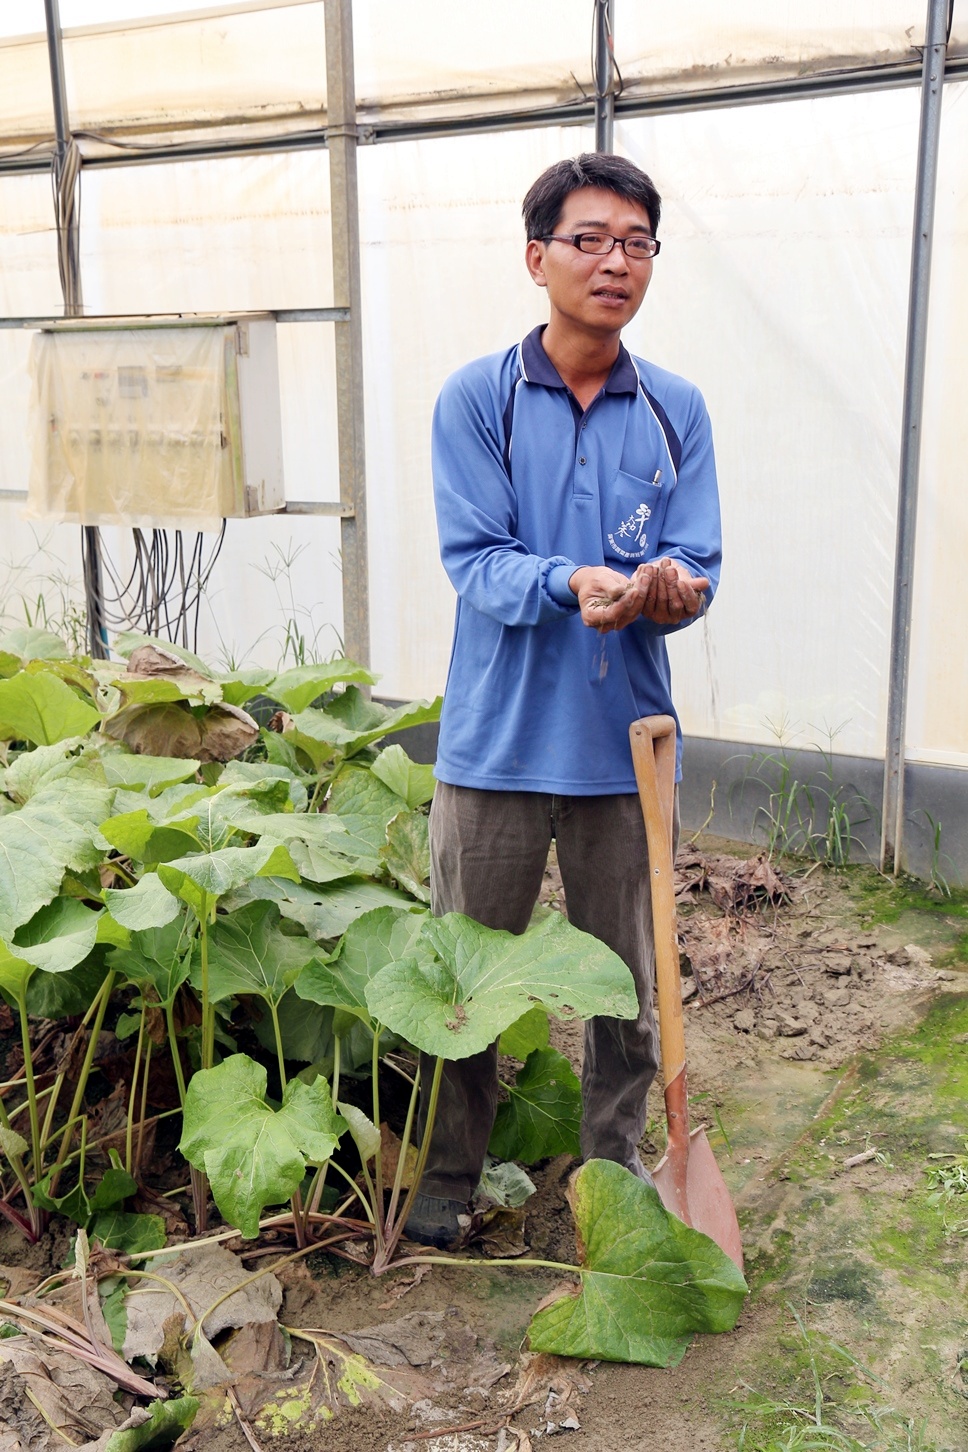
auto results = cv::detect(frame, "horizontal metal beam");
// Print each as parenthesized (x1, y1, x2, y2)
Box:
(0, 308, 349, 328)
(0, 55, 966, 176)
(0, 490, 352, 517)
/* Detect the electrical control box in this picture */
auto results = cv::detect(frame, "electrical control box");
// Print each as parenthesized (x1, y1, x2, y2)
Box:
(27, 315, 285, 531)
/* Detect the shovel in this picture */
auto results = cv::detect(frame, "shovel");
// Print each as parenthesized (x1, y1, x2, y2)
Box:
(629, 714, 744, 1271)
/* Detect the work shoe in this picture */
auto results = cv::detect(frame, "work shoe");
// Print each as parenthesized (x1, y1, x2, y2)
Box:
(403, 1191, 467, 1249)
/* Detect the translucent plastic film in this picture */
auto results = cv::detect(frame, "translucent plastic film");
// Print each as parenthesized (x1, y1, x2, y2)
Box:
(28, 325, 236, 530)
(3, 0, 967, 152)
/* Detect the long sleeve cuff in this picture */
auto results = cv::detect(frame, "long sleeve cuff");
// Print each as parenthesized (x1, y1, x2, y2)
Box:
(545, 561, 580, 608)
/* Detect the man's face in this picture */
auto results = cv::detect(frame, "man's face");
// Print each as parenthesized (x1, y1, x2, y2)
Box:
(525, 185, 655, 337)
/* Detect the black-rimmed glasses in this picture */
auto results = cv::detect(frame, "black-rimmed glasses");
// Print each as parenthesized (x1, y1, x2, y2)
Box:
(542, 232, 661, 259)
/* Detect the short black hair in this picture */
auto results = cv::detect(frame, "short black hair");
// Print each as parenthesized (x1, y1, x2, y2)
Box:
(522, 153, 661, 241)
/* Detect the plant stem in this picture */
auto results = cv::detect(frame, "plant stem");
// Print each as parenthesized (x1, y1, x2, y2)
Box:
(378, 1055, 444, 1267)
(199, 902, 214, 1070)
(15, 982, 43, 1181)
(0, 1093, 39, 1232)
(326, 1159, 375, 1223)
(40, 988, 109, 1149)
(164, 1003, 188, 1106)
(48, 970, 115, 1193)
(304, 1038, 341, 1227)
(268, 1000, 287, 1093)
(370, 1027, 384, 1243)
(135, 1037, 152, 1178)
(125, 1004, 147, 1175)
(384, 1064, 420, 1234)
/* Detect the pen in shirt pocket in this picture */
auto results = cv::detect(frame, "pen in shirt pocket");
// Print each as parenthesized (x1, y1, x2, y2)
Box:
(652, 469, 662, 485)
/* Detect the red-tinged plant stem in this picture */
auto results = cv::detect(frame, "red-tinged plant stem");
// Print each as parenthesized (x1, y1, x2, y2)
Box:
(14, 982, 43, 1184)
(125, 1002, 147, 1175)
(370, 1026, 385, 1258)
(134, 1037, 152, 1179)
(47, 969, 115, 1195)
(302, 1035, 341, 1240)
(0, 1092, 41, 1240)
(39, 987, 110, 1150)
(384, 1063, 420, 1235)
(374, 1054, 445, 1271)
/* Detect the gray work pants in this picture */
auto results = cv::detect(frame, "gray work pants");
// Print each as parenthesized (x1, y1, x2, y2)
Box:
(418, 783, 678, 1200)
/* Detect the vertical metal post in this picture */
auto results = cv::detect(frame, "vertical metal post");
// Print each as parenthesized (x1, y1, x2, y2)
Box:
(593, 0, 615, 153)
(45, 0, 108, 658)
(325, 0, 370, 669)
(880, 0, 949, 873)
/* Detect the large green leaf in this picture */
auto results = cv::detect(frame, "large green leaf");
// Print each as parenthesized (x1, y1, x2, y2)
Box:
(0, 625, 69, 661)
(370, 745, 436, 809)
(251, 989, 333, 1063)
(0, 940, 34, 998)
(103, 872, 182, 931)
(527, 1160, 748, 1365)
(101, 808, 202, 864)
(99, 751, 201, 795)
(199, 900, 320, 1007)
(217, 666, 276, 708)
(88, 1211, 167, 1254)
(366, 911, 638, 1060)
(0, 671, 100, 745)
(381, 809, 431, 902)
(4, 737, 104, 804)
(227, 875, 416, 943)
(10, 897, 102, 974)
(229, 809, 381, 883)
(295, 905, 427, 1024)
(158, 840, 300, 917)
(286, 689, 442, 767)
(266, 660, 377, 714)
(0, 783, 113, 937)
(489, 1047, 582, 1164)
(25, 958, 107, 1017)
(219, 758, 308, 811)
(108, 920, 193, 1007)
(327, 765, 407, 852)
(179, 1054, 343, 1238)
(499, 1004, 550, 1059)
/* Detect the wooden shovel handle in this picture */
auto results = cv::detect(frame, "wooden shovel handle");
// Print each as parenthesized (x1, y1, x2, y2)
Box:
(629, 716, 686, 1090)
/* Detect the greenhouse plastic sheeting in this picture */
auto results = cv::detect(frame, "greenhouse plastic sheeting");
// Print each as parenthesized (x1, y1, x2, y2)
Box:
(2, 1, 968, 150)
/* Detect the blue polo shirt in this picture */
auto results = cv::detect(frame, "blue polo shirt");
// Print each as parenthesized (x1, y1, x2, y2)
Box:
(432, 326, 721, 793)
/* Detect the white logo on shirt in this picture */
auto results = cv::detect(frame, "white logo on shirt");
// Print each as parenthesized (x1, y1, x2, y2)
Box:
(607, 502, 652, 560)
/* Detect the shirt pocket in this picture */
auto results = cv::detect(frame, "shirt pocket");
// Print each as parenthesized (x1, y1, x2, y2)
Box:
(602, 469, 669, 565)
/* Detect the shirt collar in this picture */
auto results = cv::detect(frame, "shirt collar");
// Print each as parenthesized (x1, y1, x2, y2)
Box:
(520, 325, 638, 396)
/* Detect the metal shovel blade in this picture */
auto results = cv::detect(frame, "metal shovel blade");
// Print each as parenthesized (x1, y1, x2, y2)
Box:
(654, 1132, 745, 1272)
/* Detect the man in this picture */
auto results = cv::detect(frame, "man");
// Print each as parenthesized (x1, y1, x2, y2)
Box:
(406, 153, 721, 1249)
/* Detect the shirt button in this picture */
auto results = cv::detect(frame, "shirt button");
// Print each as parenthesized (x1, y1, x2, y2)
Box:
(579, 456, 586, 465)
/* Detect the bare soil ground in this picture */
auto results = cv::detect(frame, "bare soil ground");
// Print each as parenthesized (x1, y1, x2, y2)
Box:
(2, 840, 966, 1452)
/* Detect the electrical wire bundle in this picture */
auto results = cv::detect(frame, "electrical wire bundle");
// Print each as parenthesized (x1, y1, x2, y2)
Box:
(81, 523, 226, 656)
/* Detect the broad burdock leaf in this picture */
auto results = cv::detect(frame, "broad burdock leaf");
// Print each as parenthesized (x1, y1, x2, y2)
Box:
(98, 750, 201, 794)
(0, 783, 112, 937)
(295, 905, 427, 1024)
(102, 700, 259, 763)
(284, 691, 442, 770)
(527, 1160, 748, 1365)
(370, 744, 437, 809)
(226, 875, 415, 942)
(489, 1047, 582, 1164)
(265, 660, 377, 714)
(499, 1004, 550, 1060)
(108, 920, 193, 1008)
(158, 840, 300, 917)
(4, 735, 103, 803)
(0, 670, 100, 745)
(366, 910, 638, 1060)
(217, 665, 276, 708)
(179, 1054, 343, 1237)
(327, 764, 408, 853)
(0, 939, 35, 997)
(10, 897, 101, 974)
(229, 808, 381, 882)
(34, 1149, 137, 1224)
(198, 900, 321, 1007)
(219, 758, 309, 811)
(25, 959, 107, 1017)
(103, 871, 182, 931)
(251, 990, 332, 1063)
(100, 808, 202, 864)
(381, 809, 431, 902)
(0, 625, 69, 661)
